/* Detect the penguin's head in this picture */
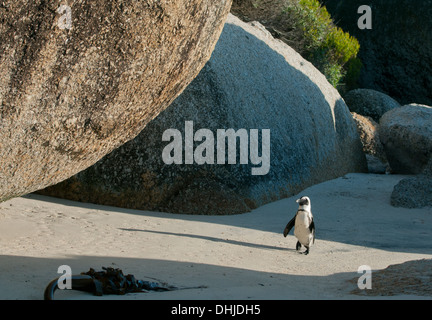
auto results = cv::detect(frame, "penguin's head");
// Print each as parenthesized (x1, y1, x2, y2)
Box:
(296, 196, 310, 206)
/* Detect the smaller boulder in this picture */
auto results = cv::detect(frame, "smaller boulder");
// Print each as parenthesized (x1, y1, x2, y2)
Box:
(391, 158, 432, 209)
(351, 112, 389, 173)
(344, 89, 401, 122)
(380, 104, 432, 174)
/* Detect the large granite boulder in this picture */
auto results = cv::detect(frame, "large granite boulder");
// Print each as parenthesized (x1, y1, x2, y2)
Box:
(344, 89, 400, 122)
(323, 0, 432, 106)
(379, 104, 432, 174)
(0, 0, 232, 202)
(38, 14, 367, 215)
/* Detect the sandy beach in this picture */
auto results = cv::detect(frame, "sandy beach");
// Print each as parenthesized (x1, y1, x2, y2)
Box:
(0, 173, 431, 300)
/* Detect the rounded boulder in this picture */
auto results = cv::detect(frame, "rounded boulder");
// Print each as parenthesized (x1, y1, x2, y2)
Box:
(379, 104, 432, 174)
(0, 0, 232, 201)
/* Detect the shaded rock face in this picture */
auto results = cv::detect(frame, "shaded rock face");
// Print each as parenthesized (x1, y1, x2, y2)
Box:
(323, 0, 432, 106)
(0, 0, 232, 202)
(379, 104, 432, 174)
(38, 14, 367, 215)
(351, 112, 388, 173)
(344, 89, 400, 122)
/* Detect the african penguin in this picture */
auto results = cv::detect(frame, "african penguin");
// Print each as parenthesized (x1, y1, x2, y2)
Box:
(283, 196, 315, 255)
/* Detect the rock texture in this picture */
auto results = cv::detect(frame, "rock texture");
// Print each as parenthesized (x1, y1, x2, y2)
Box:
(351, 112, 388, 173)
(344, 89, 400, 122)
(323, 0, 432, 106)
(379, 104, 432, 174)
(351, 259, 432, 297)
(0, 0, 232, 202)
(38, 14, 367, 215)
(391, 158, 432, 209)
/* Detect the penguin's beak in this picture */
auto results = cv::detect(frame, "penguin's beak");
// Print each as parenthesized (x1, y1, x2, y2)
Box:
(296, 198, 300, 203)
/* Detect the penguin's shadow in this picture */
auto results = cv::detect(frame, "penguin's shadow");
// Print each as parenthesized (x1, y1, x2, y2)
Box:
(119, 228, 295, 253)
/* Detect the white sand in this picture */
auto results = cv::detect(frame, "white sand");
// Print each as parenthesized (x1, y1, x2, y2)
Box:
(0, 173, 431, 300)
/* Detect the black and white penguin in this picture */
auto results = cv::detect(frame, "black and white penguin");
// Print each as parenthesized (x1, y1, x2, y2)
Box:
(283, 196, 315, 255)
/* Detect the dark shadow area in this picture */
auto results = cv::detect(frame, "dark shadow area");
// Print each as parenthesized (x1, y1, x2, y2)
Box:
(2, 254, 430, 300)
(0, 254, 385, 300)
(323, 0, 432, 106)
(118, 228, 291, 252)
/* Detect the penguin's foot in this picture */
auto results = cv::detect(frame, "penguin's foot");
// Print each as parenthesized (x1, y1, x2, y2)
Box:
(303, 247, 310, 255)
(296, 241, 301, 251)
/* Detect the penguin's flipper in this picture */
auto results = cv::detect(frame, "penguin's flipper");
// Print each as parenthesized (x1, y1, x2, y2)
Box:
(283, 216, 296, 237)
(309, 218, 315, 244)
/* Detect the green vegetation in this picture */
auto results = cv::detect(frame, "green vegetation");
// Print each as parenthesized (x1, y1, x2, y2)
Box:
(231, 0, 362, 90)
(280, 0, 361, 90)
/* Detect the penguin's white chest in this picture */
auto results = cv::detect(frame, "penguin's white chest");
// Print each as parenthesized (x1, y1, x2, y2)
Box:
(294, 211, 313, 246)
